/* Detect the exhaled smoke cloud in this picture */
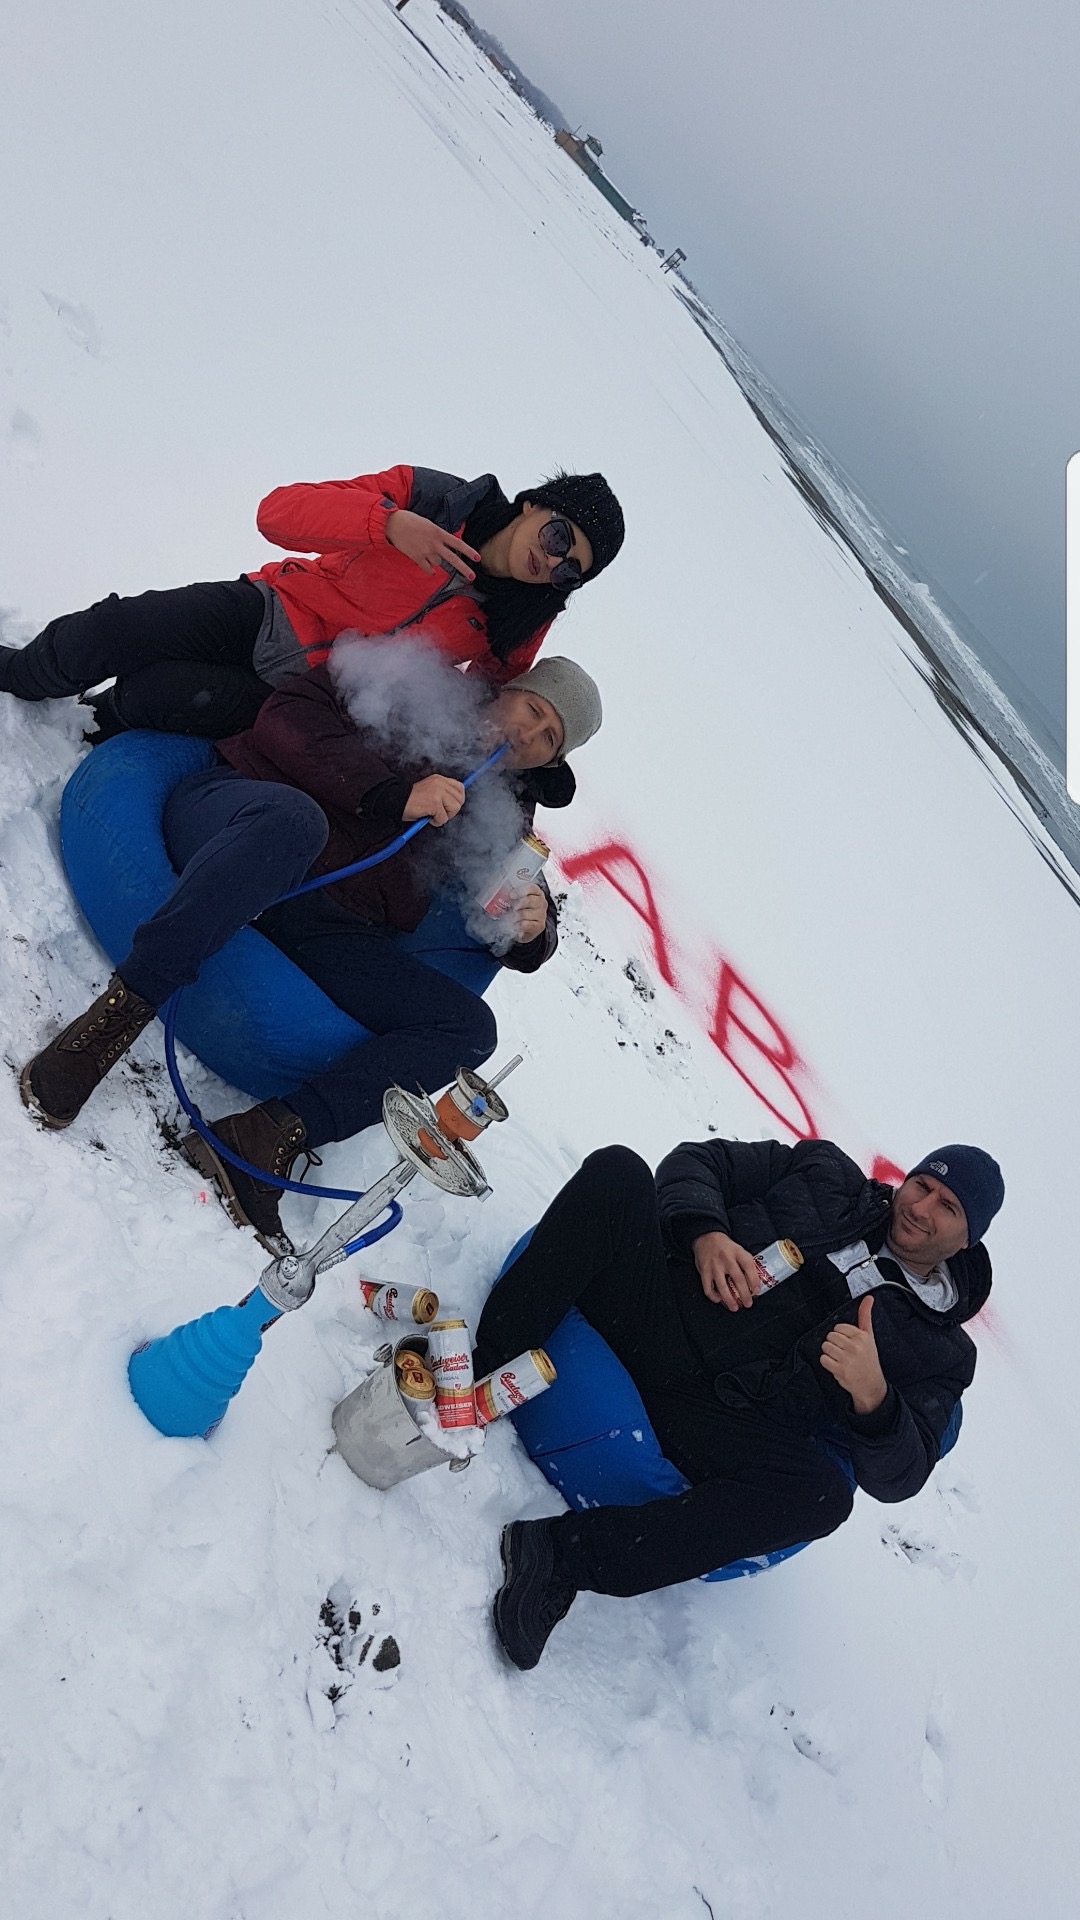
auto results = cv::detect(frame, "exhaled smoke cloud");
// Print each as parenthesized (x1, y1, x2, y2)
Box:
(434, 772, 535, 956)
(330, 632, 492, 769)
(329, 635, 540, 954)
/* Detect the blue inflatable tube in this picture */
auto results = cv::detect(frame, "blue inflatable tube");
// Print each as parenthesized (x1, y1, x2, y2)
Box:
(496, 1230, 959, 1582)
(59, 732, 499, 1100)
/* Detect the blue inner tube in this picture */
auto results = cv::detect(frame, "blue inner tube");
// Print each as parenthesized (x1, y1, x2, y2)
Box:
(59, 731, 499, 1100)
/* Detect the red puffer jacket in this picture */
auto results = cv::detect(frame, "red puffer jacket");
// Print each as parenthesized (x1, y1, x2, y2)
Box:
(248, 464, 551, 683)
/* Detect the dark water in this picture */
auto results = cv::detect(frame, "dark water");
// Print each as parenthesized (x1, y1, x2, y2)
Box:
(673, 285, 1080, 906)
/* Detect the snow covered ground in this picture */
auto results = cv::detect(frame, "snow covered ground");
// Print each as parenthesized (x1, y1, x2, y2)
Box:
(1, 2, 1078, 1915)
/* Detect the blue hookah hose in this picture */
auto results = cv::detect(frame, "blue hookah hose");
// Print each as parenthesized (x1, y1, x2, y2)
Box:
(162, 742, 509, 1203)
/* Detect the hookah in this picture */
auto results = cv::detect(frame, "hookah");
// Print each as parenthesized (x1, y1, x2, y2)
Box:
(127, 1055, 522, 1439)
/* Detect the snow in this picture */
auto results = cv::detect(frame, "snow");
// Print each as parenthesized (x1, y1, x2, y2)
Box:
(1, 1, 1078, 1914)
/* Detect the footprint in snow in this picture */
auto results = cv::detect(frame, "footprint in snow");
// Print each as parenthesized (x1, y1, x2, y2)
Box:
(921, 1688, 951, 1808)
(768, 1701, 840, 1775)
(936, 1471, 980, 1516)
(7, 408, 42, 464)
(308, 1589, 401, 1728)
(41, 290, 102, 357)
(880, 1521, 971, 1580)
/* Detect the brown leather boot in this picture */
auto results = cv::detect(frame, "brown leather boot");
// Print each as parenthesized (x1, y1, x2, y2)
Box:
(181, 1099, 310, 1254)
(20, 975, 158, 1128)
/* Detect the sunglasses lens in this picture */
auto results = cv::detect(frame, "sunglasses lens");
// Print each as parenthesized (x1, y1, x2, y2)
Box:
(550, 557, 583, 591)
(539, 516, 573, 559)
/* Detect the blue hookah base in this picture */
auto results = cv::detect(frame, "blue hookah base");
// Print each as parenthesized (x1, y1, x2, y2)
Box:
(128, 1286, 283, 1438)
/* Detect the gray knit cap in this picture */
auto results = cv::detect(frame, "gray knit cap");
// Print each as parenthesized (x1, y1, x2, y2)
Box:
(506, 656, 603, 759)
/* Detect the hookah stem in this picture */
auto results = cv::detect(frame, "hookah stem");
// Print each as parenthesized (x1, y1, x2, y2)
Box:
(162, 742, 512, 1203)
(483, 1054, 523, 1093)
(468, 1053, 523, 1119)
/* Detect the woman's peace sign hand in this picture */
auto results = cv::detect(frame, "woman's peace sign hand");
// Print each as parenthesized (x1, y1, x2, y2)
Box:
(386, 509, 480, 581)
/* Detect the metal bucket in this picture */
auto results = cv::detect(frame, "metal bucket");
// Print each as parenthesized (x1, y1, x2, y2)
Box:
(331, 1336, 468, 1489)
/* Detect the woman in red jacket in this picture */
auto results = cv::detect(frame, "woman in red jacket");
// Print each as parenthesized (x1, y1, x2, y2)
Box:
(0, 466, 624, 737)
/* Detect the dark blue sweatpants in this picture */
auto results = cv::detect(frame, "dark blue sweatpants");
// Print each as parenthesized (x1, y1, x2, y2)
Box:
(120, 764, 497, 1147)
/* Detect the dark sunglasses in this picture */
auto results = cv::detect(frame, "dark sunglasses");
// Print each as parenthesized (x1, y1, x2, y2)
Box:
(538, 515, 584, 591)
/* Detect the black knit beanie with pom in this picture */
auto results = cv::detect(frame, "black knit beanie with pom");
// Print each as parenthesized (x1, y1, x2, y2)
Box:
(462, 470, 625, 664)
(526, 472, 625, 580)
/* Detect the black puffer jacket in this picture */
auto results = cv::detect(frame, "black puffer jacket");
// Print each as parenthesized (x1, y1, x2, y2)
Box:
(656, 1137, 992, 1503)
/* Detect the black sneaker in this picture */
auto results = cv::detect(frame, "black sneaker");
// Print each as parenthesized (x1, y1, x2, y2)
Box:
(19, 975, 157, 1128)
(493, 1521, 577, 1670)
(182, 1099, 310, 1254)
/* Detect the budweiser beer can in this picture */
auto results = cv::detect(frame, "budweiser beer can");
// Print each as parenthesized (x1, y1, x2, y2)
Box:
(427, 1318, 477, 1430)
(753, 1238, 804, 1292)
(474, 1349, 556, 1426)
(360, 1278, 439, 1325)
(480, 831, 549, 918)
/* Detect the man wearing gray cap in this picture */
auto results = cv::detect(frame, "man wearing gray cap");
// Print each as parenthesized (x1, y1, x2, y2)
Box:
(481, 1133, 1004, 1668)
(20, 644, 602, 1250)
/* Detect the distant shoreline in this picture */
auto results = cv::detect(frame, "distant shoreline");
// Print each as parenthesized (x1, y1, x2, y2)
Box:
(673, 283, 1080, 903)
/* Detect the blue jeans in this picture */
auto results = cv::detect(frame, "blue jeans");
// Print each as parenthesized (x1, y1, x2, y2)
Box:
(121, 764, 497, 1145)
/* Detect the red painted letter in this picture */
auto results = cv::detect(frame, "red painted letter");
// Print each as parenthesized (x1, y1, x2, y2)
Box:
(707, 962, 818, 1140)
(561, 841, 677, 988)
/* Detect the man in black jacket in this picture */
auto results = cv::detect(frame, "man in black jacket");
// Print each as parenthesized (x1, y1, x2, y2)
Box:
(479, 1134, 1004, 1668)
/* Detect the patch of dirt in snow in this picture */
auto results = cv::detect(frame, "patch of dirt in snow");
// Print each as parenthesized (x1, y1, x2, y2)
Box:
(878, 1468, 979, 1583)
(550, 885, 696, 1080)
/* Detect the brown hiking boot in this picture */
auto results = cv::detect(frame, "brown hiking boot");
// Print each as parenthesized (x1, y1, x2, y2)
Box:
(19, 974, 158, 1128)
(181, 1099, 310, 1253)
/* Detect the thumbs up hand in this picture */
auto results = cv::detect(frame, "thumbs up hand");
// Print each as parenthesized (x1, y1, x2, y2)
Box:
(820, 1295, 888, 1415)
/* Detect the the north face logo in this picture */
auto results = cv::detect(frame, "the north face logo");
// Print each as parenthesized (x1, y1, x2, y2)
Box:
(928, 1159, 949, 1176)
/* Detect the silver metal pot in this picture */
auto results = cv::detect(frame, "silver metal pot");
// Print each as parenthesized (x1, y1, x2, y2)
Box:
(331, 1336, 468, 1489)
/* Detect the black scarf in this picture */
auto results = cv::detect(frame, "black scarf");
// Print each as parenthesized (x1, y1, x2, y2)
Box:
(464, 484, 571, 663)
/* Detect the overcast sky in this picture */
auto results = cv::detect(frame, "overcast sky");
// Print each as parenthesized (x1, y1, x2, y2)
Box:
(470, 0, 1080, 755)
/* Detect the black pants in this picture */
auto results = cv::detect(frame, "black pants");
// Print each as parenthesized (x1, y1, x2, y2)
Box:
(474, 1147, 853, 1597)
(121, 763, 497, 1147)
(2, 578, 272, 737)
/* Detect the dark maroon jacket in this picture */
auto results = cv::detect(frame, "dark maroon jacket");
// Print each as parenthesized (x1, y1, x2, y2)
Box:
(216, 665, 567, 972)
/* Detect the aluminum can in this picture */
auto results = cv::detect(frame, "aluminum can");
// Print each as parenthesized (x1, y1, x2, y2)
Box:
(474, 1349, 556, 1426)
(753, 1238, 804, 1292)
(360, 1278, 439, 1325)
(433, 1386, 476, 1429)
(394, 1359, 435, 1403)
(427, 1318, 477, 1430)
(480, 831, 549, 918)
